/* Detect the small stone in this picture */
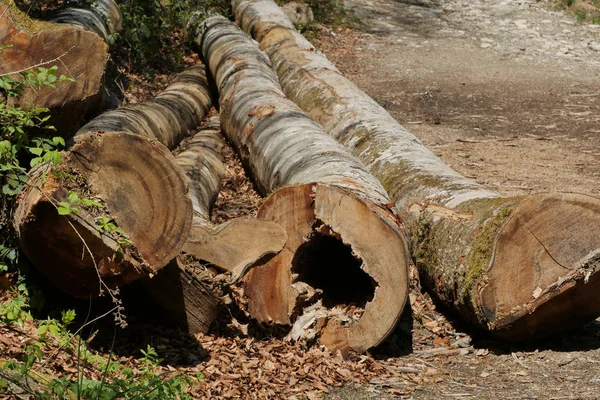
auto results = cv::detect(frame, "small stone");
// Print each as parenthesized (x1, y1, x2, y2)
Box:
(589, 42, 600, 52)
(481, 43, 491, 49)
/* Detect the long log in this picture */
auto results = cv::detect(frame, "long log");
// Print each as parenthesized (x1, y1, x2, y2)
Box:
(142, 117, 287, 334)
(176, 116, 287, 282)
(13, 66, 219, 297)
(193, 15, 410, 354)
(0, 1, 109, 135)
(232, 0, 600, 341)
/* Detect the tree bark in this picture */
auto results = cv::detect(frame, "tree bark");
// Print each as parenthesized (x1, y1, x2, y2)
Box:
(232, 0, 600, 340)
(192, 15, 410, 354)
(0, 1, 109, 135)
(49, 0, 122, 44)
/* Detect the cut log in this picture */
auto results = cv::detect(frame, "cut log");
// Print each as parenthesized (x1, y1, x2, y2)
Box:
(77, 65, 212, 149)
(14, 131, 192, 297)
(176, 117, 287, 282)
(0, 1, 109, 135)
(192, 15, 410, 354)
(232, 0, 600, 341)
(50, 0, 123, 43)
(12, 66, 220, 297)
(143, 117, 287, 334)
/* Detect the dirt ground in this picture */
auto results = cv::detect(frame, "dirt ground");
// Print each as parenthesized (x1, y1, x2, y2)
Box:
(314, 0, 600, 398)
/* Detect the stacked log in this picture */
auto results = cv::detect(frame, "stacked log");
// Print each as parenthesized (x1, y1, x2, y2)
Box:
(191, 15, 410, 354)
(232, 0, 600, 340)
(0, 0, 109, 135)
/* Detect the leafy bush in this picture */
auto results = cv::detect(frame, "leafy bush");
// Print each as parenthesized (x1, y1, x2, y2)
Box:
(113, 0, 230, 70)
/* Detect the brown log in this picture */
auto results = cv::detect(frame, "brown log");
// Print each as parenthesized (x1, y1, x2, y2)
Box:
(14, 131, 192, 297)
(232, 0, 600, 341)
(0, 1, 109, 135)
(141, 117, 287, 334)
(193, 15, 410, 354)
(13, 66, 221, 297)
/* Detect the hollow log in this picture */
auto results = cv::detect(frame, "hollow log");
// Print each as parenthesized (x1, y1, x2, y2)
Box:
(232, 0, 600, 341)
(192, 15, 410, 354)
(0, 1, 109, 135)
(50, 0, 122, 43)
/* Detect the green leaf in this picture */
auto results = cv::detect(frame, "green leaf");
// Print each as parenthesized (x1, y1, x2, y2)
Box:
(67, 192, 79, 204)
(52, 136, 65, 147)
(30, 157, 42, 167)
(29, 147, 43, 156)
(57, 207, 71, 215)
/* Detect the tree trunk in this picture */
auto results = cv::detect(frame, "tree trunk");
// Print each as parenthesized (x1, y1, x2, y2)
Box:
(142, 117, 287, 334)
(14, 131, 192, 297)
(49, 0, 122, 44)
(13, 66, 220, 297)
(0, 1, 109, 135)
(192, 15, 410, 354)
(232, 0, 600, 340)
(176, 116, 287, 282)
(77, 65, 212, 149)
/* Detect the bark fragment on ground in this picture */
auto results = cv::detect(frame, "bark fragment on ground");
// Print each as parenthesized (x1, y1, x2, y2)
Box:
(0, 0, 109, 135)
(192, 15, 410, 353)
(232, 0, 600, 341)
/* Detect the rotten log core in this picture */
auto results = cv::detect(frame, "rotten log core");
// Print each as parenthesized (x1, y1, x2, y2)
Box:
(292, 230, 376, 309)
(194, 14, 409, 354)
(232, 0, 600, 341)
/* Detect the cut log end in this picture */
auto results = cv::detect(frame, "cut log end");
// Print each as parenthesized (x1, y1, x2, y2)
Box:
(478, 192, 600, 340)
(14, 132, 192, 297)
(245, 183, 409, 354)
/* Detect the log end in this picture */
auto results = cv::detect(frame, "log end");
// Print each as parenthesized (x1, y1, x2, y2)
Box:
(478, 192, 600, 340)
(15, 132, 192, 297)
(0, 2, 109, 135)
(245, 183, 410, 354)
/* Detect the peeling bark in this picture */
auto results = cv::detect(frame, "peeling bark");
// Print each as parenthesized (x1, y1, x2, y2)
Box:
(232, 0, 600, 340)
(192, 15, 410, 353)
